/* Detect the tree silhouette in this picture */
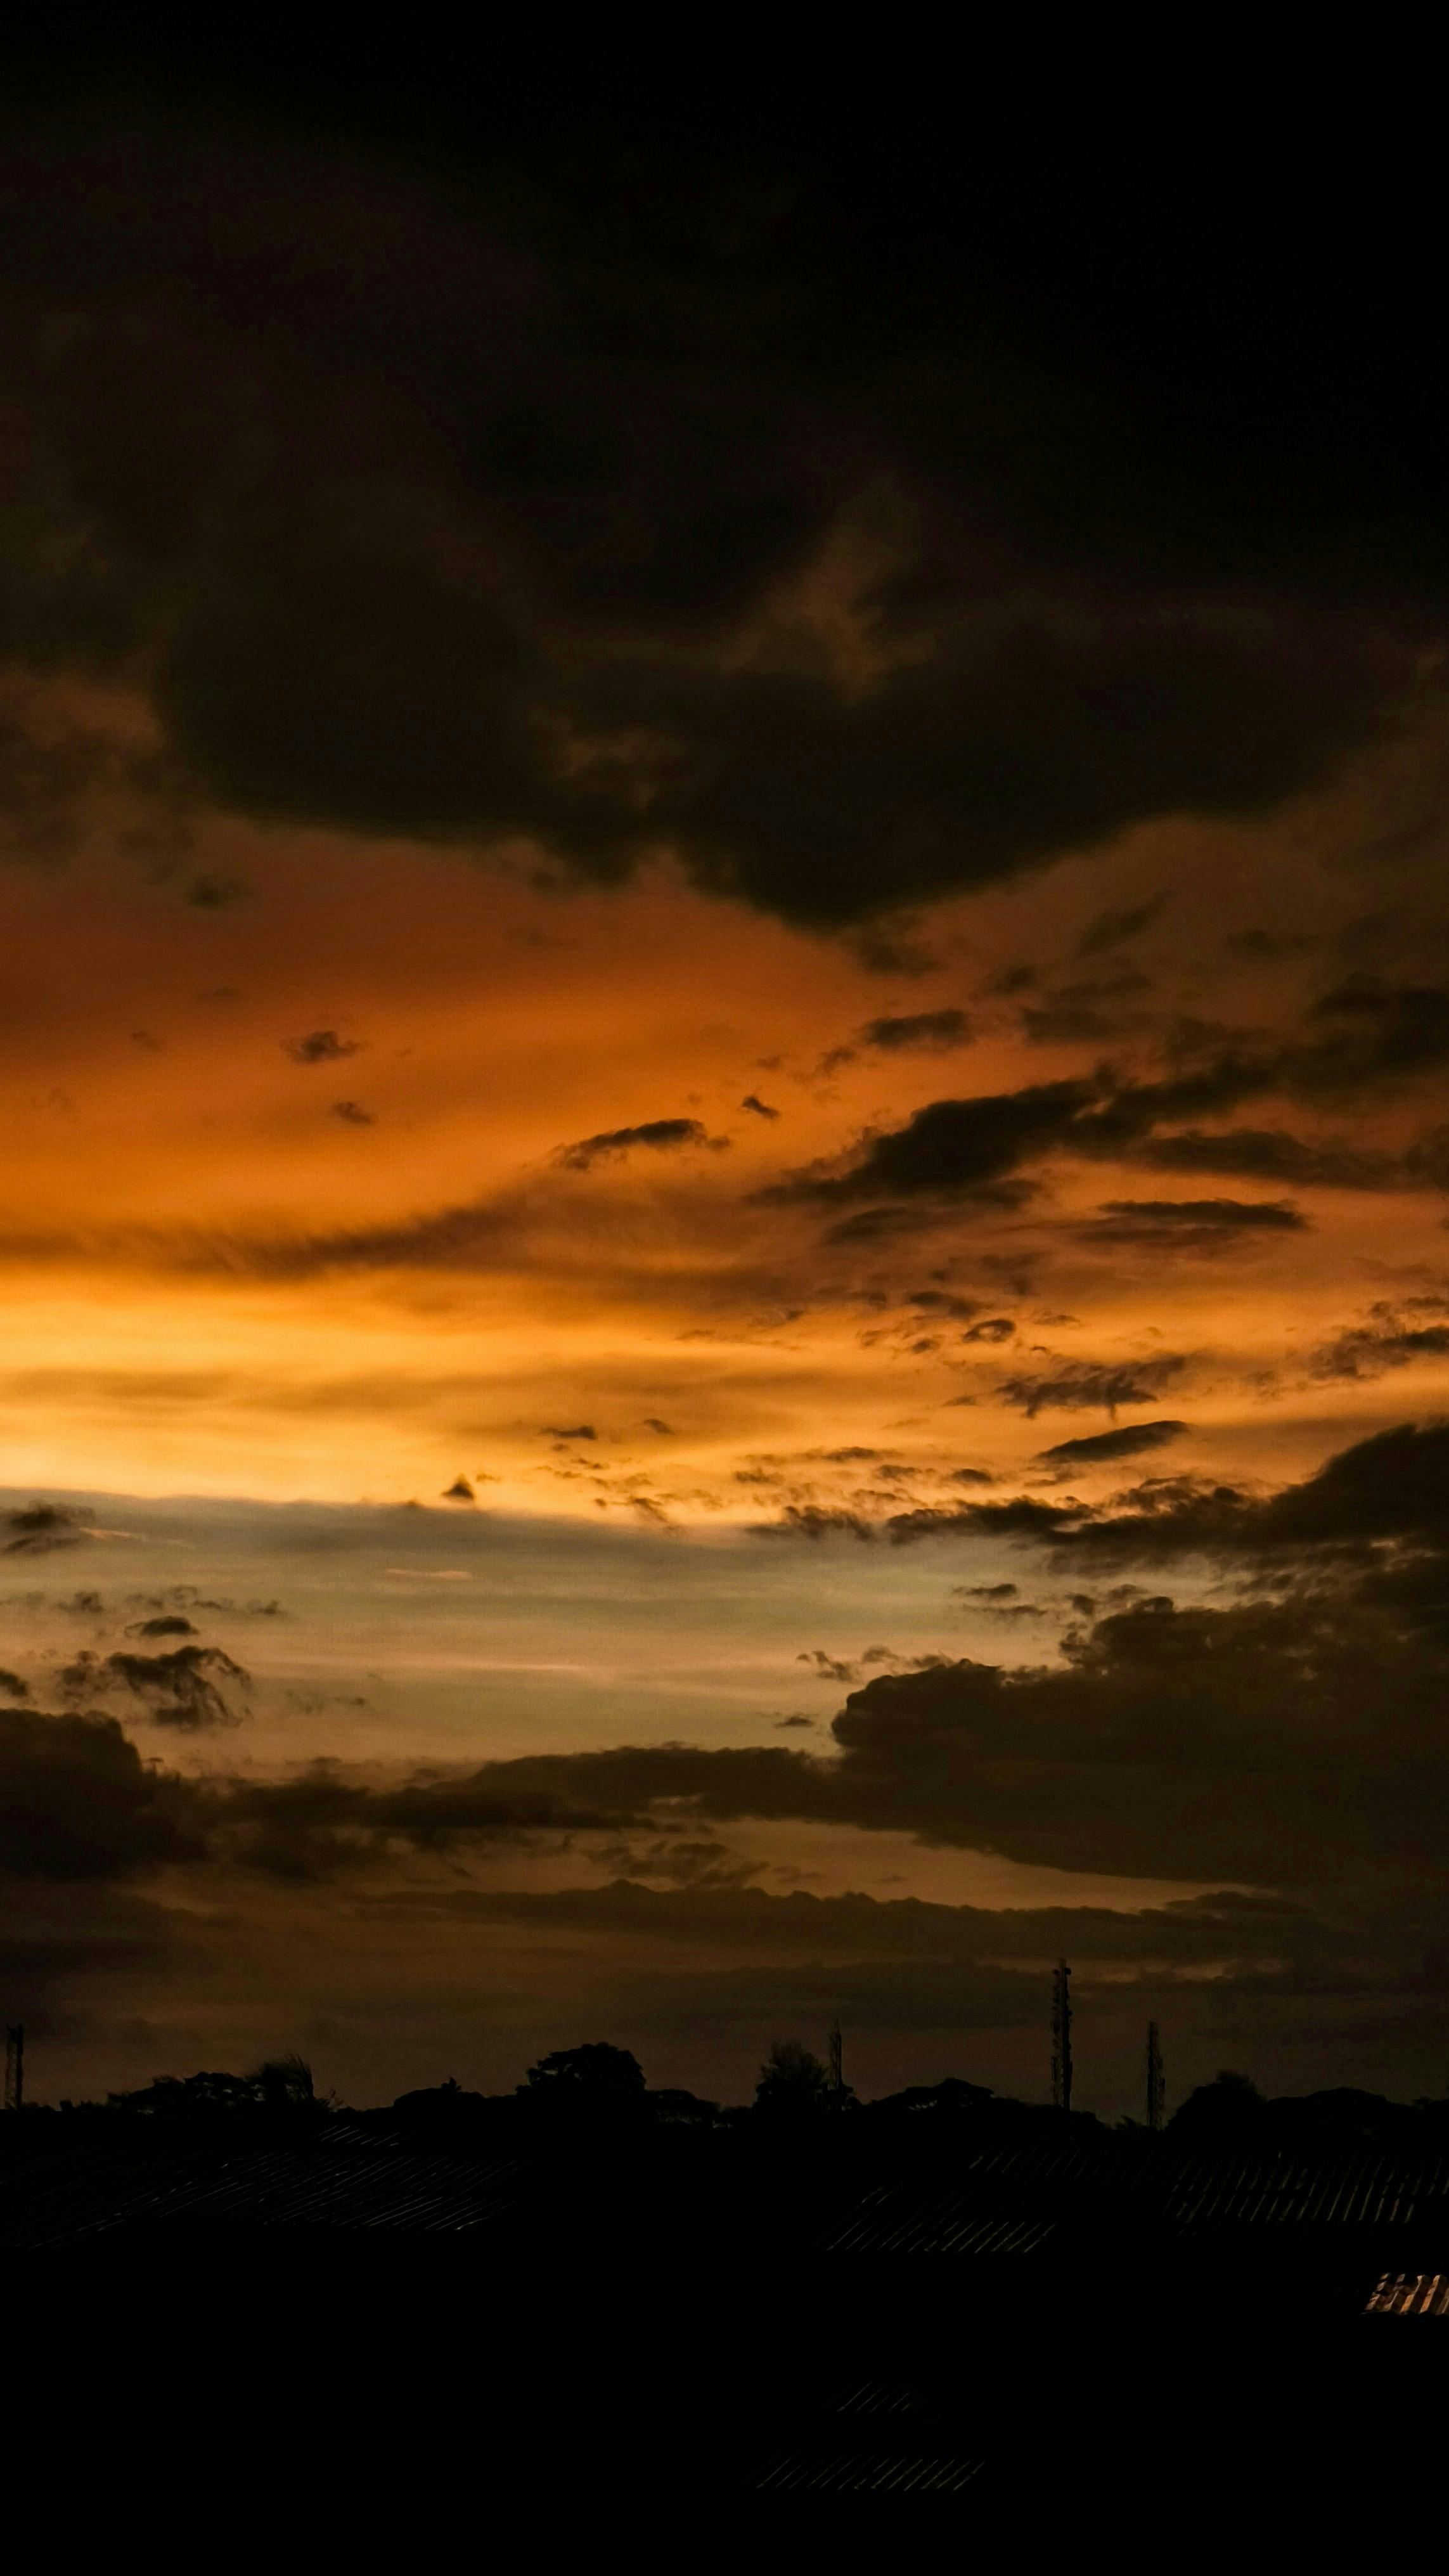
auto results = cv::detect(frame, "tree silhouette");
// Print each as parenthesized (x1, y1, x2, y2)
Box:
(755, 2040, 832, 2113)
(523, 2042, 645, 2095)
(106, 2070, 259, 2114)
(250, 2054, 316, 2109)
(1168, 2069, 1265, 2142)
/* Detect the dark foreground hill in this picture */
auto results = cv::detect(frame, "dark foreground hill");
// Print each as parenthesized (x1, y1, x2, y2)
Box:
(4, 2106, 1447, 2513)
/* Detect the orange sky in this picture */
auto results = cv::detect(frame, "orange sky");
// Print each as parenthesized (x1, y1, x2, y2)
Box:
(2, 673, 1447, 1517)
(11, 86, 1449, 2116)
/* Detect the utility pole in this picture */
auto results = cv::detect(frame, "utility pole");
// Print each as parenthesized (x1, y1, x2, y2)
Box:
(1051, 1961, 1072, 2115)
(3, 2024, 22, 2115)
(1145, 2021, 1164, 2133)
(827, 2015, 843, 2100)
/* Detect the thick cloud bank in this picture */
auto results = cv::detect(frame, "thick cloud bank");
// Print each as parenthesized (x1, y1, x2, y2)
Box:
(1, 105, 1441, 925)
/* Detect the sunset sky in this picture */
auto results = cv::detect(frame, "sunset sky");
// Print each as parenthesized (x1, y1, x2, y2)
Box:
(8, 58, 1449, 2114)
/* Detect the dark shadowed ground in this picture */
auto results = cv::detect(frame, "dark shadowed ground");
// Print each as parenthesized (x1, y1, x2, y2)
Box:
(7, 2104, 1446, 2514)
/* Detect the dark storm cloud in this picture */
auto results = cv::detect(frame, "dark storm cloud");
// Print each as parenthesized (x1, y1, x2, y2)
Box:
(212, 1742, 837, 1878)
(124, 1427, 1449, 1888)
(15, 1424, 1449, 2051)
(0, 114, 1434, 926)
(0, 1705, 204, 1876)
(0, 688, 115, 856)
(555, 1118, 711, 1172)
(998, 1420, 1449, 1568)
(810, 1588, 1449, 1883)
(995, 1356, 1188, 1417)
(776, 986, 1449, 1227)
(1037, 1420, 1188, 1466)
(6, 1674, 1367, 2008)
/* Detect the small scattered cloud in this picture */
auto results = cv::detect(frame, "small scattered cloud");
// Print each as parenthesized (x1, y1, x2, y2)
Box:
(441, 1476, 476, 1504)
(996, 1356, 1188, 1418)
(1037, 1420, 1188, 1466)
(1076, 1198, 1307, 1251)
(797, 1649, 860, 1683)
(186, 873, 250, 909)
(819, 1008, 972, 1074)
(740, 1094, 780, 1119)
(1075, 896, 1165, 956)
(755, 1507, 876, 1542)
(544, 1424, 597, 1441)
(60, 1644, 249, 1730)
(555, 1117, 716, 1171)
(330, 1100, 376, 1126)
(1226, 927, 1317, 958)
(961, 1316, 1015, 1343)
(3, 1503, 85, 1557)
(1135, 1129, 1400, 1190)
(1310, 1299, 1449, 1382)
(285, 1029, 363, 1064)
(774, 1081, 1092, 1208)
(1021, 969, 1150, 1044)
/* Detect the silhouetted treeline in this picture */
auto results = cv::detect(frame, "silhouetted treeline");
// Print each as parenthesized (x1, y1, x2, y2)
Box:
(12, 2040, 1449, 2151)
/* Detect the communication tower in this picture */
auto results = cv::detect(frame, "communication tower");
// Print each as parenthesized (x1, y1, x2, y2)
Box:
(1145, 2021, 1164, 2132)
(1050, 1961, 1072, 2114)
(827, 2015, 843, 2098)
(3, 2024, 22, 2115)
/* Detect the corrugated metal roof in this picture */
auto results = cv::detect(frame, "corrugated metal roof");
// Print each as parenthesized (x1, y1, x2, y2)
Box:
(1162, 2152, 1449, 2231)
(12, 2123, 1449, 2255)
(831, 2192, 1056, 2257)
(825, 2141, 1449, 2253)
(1365, 2272, 1449, 2314)
(2, 2130, 524, 2248)
(754, 2452, 985, 2492)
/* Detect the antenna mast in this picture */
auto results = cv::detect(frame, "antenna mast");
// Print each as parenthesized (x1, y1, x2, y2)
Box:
(827, 2015, 843, 2100)
(3, 2025, 22, 2115)
(1050, 1961, 1072, 2115)
(1145, 2021, 1164, 2132)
